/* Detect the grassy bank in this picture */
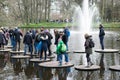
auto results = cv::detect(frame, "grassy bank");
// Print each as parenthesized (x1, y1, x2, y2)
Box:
(103, 22, 120, 28)
(20, 22, 120, 28)
(20, 22, 72, 28)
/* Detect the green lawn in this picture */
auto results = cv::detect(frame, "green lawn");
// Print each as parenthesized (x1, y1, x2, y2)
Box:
(20, 22, 120, 28)
(103, 22, 120, 28)
(21, 22, 72, 28)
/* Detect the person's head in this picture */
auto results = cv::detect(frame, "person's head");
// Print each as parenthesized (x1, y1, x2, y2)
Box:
(40, 27, 44, 32)
(59, 31, 64, 36)
(84, 33, 91, 39)
(99, 24, 103, 29)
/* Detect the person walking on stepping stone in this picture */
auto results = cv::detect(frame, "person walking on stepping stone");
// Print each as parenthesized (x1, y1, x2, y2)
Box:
(99, 24, 105, 50)
(84, 33, 93, 67)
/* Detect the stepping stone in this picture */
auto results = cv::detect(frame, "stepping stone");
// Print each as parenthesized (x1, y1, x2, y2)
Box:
(10, 50, 24, 55)
(95, 49, 119, 53)
(109, 65, 120, 71)
(75, 65, 100, 71)
(36, 55, 55, 58)
(4, 45, 13, 49)
(73, 50, 85, 53)
(39, 61, 74, 68)
(47, 55, 55, 58)
(30, 58, 51, 63)
(26, 54, 38, 56)
(53, 51, 71, 53)
(0, 49, 11, 52)
(11, 55, 30, 59)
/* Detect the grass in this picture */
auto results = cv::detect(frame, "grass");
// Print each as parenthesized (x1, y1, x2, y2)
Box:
(102, 22, 120, 28)
(20, 22, 120, 28)
(20, 22, 72, 28)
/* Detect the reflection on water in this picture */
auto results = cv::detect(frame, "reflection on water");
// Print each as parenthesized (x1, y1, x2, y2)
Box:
(0, 30, 120, 80)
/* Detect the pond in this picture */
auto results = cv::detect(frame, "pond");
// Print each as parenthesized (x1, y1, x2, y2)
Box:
(0, 28, 120, 80)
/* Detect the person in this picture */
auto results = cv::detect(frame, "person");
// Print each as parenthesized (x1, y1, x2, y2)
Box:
(84, 33, 93, 67)
(34, 30, 39, 54)
(63, 27, 70, 50)
(56, 31, 68, 66)
(13, 27, 23, 51)
(99, 24, 105, 50)
(9, 27, 15, 47)
(54, 29, 60, 46)
(45, 29, 53, 56)
(39, 32, 48, 60)
(0, 29, 7, 49)
(23, 31, 33, 57)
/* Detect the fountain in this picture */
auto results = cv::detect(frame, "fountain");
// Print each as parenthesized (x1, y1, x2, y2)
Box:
(69, 0, 100, 66)
(70, 0, 100, 51)
(72, 0, 99, 33)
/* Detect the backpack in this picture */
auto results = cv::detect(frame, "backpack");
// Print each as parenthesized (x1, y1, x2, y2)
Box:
(101, 29, 105, 36)
(60, 43, 67, 53)
(56, 41, 67, 54)
(89, 39, 95, 48)
(36, 34, 41, 41)
(36, 41, 42, 51)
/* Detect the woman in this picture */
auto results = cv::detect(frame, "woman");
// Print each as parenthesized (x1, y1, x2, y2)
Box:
(84, 33, 93, 67)
(39, 32, 48, 60)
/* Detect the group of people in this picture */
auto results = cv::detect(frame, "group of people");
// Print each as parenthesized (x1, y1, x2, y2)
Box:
(0, 24, 105, 66)
(23, 27, 70, 62)
(23, 27, 53, 60)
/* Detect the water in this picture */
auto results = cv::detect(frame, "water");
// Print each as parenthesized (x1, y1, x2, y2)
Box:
(0, 1, 119, 79)
(0, 29, 120, 80)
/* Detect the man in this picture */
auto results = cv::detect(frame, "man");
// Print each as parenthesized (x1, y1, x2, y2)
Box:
(99, 24, 105, 50)
(14, 27, 23, 51)
(23, 31, 33, 56)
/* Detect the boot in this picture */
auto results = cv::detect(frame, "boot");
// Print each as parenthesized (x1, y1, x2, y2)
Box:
(90, 61, 93, 66)
(85, 62, 90, 67)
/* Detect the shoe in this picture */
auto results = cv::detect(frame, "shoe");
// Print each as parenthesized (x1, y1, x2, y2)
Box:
(65, 62, 69, 65)
(85, 65, 90, 68)
(59, 62, 62, 66)
(40, 58, 42, 60)
(44, 58, 46, 61)
(90, 62, 94, 66)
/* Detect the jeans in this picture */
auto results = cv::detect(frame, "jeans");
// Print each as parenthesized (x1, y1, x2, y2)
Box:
(99, 36, 104, 50)
(86, 53, 91, 62)
(10, 36, 13, 46)
(40, 49, 47, 60)
(14, 41, 20, 51)
(24, 44, 33, 55)
(57, 52, 69, 64)
(34, 42, 39, 54)
(57, 54, 62, 64)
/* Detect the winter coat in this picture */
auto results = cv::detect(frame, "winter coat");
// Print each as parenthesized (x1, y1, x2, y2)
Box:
(40, 33, 48, 51)
(14, 29, 23, 42)
(84, 37, 92, 54)
(62, 34, 67, 45)
(46, 32, 53, 45)
(23, 32, 33, 45)
(99, 27, 105, 37)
